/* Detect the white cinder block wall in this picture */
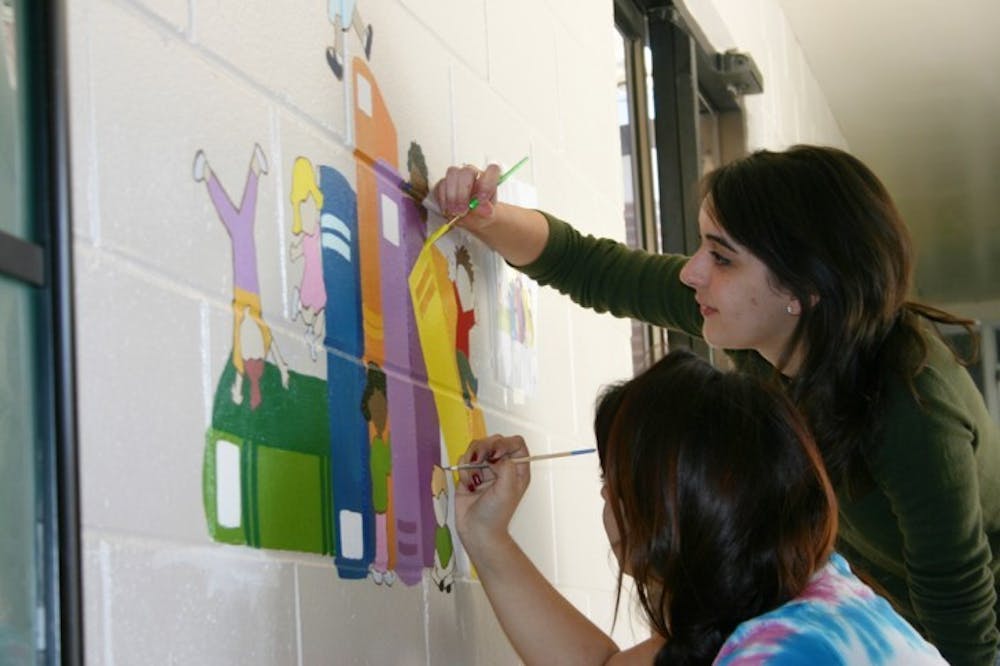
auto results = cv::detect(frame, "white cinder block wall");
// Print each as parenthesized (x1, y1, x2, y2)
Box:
(67, 0, 846, 664)
(686, 0, 848, 149)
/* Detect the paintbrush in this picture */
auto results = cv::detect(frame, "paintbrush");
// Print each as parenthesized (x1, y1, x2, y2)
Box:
(442, 447, 596, 472)
(424, 155, 530, 247)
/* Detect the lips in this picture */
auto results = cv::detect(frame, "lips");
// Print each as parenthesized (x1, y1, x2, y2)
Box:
(697, 301, 717, 317)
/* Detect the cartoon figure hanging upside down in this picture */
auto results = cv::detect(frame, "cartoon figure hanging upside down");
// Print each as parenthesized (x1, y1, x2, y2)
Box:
(430, 465, 454, 593)
(453, 246, 479, 408)
(326, 0, 373, 80)
(289, 157, 327, 361)
(193, 143, 289, 409)
(361, 362, 395, 586)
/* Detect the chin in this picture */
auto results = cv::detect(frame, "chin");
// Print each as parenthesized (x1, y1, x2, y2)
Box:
(701, 325, 723, 349)
(702, 326, 748, 352)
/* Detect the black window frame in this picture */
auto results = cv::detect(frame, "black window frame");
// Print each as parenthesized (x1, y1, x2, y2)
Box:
(0, 0, 83, 663)
(614, 0, 759, 362)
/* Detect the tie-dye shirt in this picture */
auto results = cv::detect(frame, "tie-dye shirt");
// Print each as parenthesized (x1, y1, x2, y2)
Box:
(714, 553, 946, 665)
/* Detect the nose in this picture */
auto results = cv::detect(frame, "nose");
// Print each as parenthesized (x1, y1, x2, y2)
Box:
(679, 250, 706, 288)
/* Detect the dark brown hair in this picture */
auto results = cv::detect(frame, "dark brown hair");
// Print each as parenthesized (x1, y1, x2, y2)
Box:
(359, 361, 386, 421)
(595, 350, 837, 665)
(701, 144, 975, 494)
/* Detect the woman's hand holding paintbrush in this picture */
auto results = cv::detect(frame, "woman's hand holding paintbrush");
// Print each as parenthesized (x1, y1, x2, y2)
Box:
(453, 434, 533, 557)
(452, 436, 597, 551)
(430, 157, 548, 267)
(426, 157, 526, 245)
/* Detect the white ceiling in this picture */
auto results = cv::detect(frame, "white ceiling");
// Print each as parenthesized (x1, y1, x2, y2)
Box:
(775, 0, 1000, 308)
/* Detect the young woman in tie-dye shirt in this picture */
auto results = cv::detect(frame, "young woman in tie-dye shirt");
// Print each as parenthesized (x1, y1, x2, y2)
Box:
(716, 552, 943, 665)
(453, 351, 944, 665)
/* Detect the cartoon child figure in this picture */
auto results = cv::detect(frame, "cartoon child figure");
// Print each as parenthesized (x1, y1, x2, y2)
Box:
(193, 143, 289, 409)
(453, 246, 479, 408)
(289, 157, 327, 361)
(361, 362, 395, 585)
(326, 0, 373, 80)
(430, 465, 454, 593)
(402, 141, 430, 223)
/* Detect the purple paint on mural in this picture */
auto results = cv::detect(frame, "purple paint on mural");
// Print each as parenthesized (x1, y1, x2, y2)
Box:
(375, 158, 441, 584)
(208, 170, 262, 296)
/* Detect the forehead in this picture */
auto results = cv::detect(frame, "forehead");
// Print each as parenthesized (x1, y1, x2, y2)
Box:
(697, 203, 741, 248)
(697, 202, 784, 287)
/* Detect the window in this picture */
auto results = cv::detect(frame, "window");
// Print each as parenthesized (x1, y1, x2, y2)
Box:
(614, 0, 757, 371)
(615, 12, 665, 374)
(0, 2, 82, 664)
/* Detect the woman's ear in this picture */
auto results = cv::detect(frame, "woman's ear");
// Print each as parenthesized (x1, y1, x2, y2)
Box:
(786, 293, 819, 316)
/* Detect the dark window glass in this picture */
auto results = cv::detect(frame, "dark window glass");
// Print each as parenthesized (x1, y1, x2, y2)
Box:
(0, 275, 40, 663)
(0, 0, 24, 239)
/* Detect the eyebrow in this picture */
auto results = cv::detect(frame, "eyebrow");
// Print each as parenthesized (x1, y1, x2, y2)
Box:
(705, 233, 738, 253)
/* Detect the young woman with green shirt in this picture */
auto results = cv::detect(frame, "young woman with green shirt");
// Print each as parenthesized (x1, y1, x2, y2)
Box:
(434, 145, 1000, 665)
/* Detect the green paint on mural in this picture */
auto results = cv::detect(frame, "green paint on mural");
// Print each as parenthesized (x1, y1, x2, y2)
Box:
(255, 446, 329, 553)
(202, 430, 249, 546)
(211, 357, 328, 452)
(204, 356, 336, 555)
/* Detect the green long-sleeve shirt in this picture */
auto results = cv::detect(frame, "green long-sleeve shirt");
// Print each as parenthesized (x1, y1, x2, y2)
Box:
(520, 212, 1000, 665)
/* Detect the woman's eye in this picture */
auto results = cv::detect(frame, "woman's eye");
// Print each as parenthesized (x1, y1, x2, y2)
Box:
(710, 251, 731, 266)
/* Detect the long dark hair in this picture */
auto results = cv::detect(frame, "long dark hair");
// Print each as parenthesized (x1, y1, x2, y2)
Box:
(595, 350, 837, 666)
(702, 145, 975, 494)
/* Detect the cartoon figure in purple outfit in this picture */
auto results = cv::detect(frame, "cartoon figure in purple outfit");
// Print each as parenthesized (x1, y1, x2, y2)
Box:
(326, 0, 373, 80)
(289, 157, 327, 361)
(193, 143, 289, 409)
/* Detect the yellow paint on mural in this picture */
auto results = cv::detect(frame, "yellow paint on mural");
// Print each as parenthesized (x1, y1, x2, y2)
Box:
(409, 244, 486, 465)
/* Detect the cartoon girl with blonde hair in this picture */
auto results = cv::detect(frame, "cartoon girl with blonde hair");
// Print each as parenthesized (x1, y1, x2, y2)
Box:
(289, 157, 327, 360)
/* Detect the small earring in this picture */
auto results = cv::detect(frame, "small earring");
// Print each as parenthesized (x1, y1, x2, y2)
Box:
(786, 304, 794, 315)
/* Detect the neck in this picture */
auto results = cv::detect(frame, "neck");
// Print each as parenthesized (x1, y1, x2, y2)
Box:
(759, 341, 805, 378)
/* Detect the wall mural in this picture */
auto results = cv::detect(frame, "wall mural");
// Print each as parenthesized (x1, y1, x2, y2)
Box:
(492, 263, 539, 401)
(197, 7, 491, 592)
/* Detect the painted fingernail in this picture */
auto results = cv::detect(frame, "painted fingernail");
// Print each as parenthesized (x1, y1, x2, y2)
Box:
(472, 473, 482, 486)
(471, 452, 479, 462)
(467, 483, 476, 492)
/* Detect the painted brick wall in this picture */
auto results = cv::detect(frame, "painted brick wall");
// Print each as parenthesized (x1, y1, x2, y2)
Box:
(68, 0, 844, 663)
(69, 0, 637, 663)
